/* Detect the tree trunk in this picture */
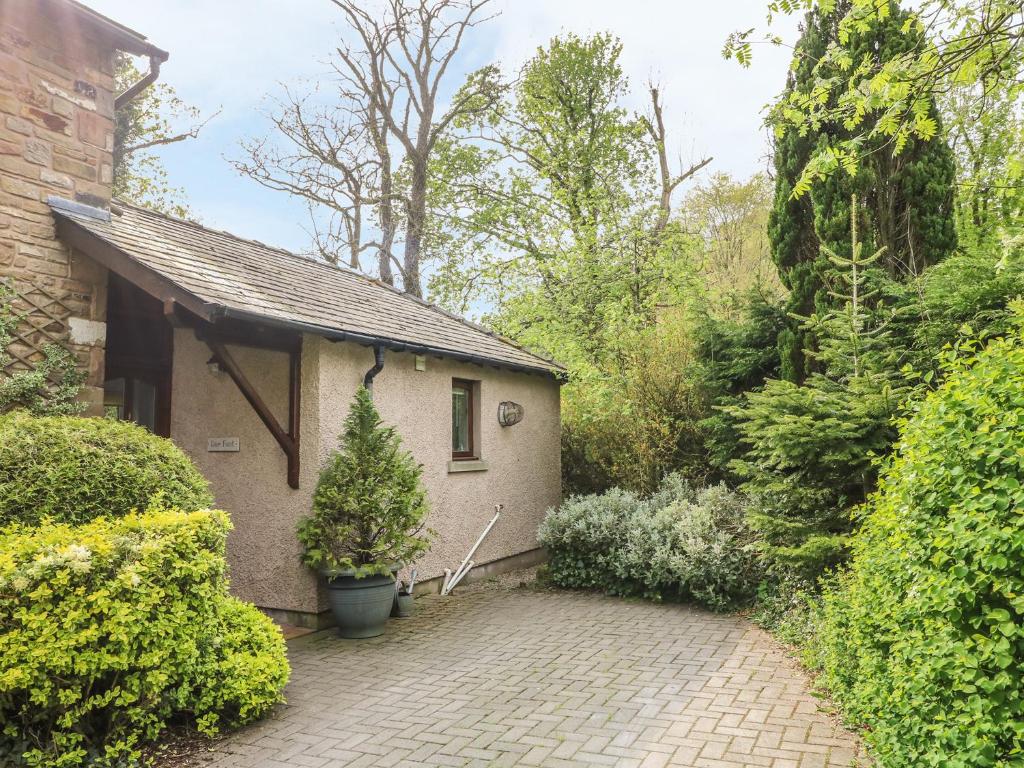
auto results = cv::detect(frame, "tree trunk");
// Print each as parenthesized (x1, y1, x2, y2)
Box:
(403, 159, 428, 297)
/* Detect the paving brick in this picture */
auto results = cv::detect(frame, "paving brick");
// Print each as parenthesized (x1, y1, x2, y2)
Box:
(199, 582, 862, 767)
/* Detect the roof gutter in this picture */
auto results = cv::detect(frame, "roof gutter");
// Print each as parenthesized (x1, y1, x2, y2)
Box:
(211, 305, 566, 382)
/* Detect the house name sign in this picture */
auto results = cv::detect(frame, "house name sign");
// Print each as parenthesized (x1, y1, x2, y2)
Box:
(208, 437, 240, 452)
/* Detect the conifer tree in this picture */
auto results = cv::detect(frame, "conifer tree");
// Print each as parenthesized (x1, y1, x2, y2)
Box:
(297, 387, 431, 576)
(768, 0, 957, 381)
(728, 197, 912, 579)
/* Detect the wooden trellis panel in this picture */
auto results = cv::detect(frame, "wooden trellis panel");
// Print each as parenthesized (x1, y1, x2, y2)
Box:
(3, 281, 74, 372)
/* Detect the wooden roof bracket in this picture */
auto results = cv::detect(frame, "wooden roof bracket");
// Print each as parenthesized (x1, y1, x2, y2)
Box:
(205, 338, 302, 489)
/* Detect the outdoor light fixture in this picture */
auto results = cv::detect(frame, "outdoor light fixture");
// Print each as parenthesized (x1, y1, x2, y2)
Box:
(497, 401, 524, 427)
(206, 355, 223, 376)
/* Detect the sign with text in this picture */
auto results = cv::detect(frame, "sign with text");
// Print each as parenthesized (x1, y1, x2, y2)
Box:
(207, 437, 240, 452)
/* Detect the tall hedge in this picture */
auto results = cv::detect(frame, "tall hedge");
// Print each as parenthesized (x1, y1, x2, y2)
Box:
(0, 412, 212, 525)
(0, 509, 289, 768)
(812, 330, 1024, 765)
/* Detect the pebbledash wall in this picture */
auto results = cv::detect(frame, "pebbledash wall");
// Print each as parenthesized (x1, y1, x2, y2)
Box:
(171, 331, 562, 625)
(0, 0, 119, 412)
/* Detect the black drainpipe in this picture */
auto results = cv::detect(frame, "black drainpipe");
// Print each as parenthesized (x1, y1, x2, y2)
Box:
(363, 344, 385, 392)
(115, 53, 167, 111)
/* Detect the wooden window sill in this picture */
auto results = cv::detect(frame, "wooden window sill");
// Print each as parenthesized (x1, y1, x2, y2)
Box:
(447, 459, 488, 473)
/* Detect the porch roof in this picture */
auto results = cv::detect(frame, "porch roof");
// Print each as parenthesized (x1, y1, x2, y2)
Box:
(50, 198, 564, 379)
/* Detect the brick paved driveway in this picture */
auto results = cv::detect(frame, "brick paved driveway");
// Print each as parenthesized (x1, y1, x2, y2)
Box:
(205, 581, 861, 768)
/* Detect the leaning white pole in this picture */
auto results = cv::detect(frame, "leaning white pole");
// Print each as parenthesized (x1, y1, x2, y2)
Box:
(442, 505, 502, 596)
(447, 560, 475, 592)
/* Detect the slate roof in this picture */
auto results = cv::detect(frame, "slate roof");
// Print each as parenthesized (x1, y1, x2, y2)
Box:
(50, 198, 563, 378)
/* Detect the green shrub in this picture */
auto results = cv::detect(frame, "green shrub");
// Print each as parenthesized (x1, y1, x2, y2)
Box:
(811, 328, 1024, 766)
(617, 484, 762, 609)
(539, 474, 762, 609)
(0, 508, 289, 768)
(189, 596, 290, 734)
(298, 387, 431, 577)
(538, 487, 642, 591)
(0, 412, 212, 526)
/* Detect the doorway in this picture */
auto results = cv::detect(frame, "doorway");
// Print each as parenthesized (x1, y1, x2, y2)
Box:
(102, 274, 173, 436)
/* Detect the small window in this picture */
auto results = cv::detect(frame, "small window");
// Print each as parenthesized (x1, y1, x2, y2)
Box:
(452, 379, 476, 459)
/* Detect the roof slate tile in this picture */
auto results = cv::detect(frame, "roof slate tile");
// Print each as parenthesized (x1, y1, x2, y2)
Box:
(51, 199, 562, 377)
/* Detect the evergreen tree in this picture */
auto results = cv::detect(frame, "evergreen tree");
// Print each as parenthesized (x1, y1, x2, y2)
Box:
(297, 387, 431, 576)
(768, 1, 957, 381)
(728, 198, 913, 579)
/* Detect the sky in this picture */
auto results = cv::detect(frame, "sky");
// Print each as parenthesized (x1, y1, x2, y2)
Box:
(88, 0, 799, 255)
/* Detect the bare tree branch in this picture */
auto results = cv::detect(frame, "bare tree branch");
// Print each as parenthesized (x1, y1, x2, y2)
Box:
(236, 0, 497, 296)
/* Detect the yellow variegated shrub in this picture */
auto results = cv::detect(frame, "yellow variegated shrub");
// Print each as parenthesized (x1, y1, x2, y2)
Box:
(0, 509, 289, 768)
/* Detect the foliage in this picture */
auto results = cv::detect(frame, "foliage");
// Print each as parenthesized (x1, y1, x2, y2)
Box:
(0, 281, 84, 416)
(0, 411, 212, 526)
(941, 82, 1024, 244)
(188, 595, 291, 732)
(726, 197, 913, 577)
(114, 53, 204, 218)
(432, 35, 761, 494)
(431, 32, 682, 331)
(681, 172, 783, 317)
(750, 576, 821, 649)
(297, 387, 431, 577)
(0, 508, 289, 768)
(693, 289, 790, 476)
(538, 487, 643, 592)
(539, 474, 762, 610)
(810, 324, 1024, 766)
(767, 2, 957, 380)
(728, 0, 1024, 199)
(560, 308, 712, 495)
(897, 231, 1024, 370)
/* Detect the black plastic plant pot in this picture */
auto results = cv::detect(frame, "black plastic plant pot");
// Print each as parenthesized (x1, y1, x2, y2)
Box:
(325, 571, 397, 638)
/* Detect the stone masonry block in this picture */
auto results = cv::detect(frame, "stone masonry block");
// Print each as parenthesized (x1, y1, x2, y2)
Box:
(52, 152, 96, 181)
(40, 168, 73, 190)
(6, 115, 32, 135)
(51, 97, 73, 119)
(23, 106, 70, 135)
(76, 110, 109, 149)
(23, 138, 49, 165)
(2, 174, 39, 200)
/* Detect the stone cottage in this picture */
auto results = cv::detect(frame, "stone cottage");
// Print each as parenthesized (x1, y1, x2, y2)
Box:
(0, 0, 563, 628)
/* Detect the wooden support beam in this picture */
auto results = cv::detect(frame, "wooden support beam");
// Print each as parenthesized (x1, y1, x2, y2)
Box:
(206, 338, 301, 489)
(287, 345, 301, 489)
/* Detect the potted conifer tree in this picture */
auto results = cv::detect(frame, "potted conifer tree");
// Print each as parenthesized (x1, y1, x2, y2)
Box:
(297, 387, 431, 638)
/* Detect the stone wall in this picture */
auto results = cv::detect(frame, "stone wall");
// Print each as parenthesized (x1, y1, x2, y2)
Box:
(0, 0, 120, 411)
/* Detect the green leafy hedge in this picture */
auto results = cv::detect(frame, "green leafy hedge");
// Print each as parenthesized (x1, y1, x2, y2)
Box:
(0, 412, 212, 525)
(0, 508, 289, 768)
(811, 330, 1024, 766)
(539, 475, 762, 609)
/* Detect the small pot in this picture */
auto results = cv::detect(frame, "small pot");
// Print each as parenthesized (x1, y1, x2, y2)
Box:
(325, 569, 397, 638)
(392, 591, 415, 618)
